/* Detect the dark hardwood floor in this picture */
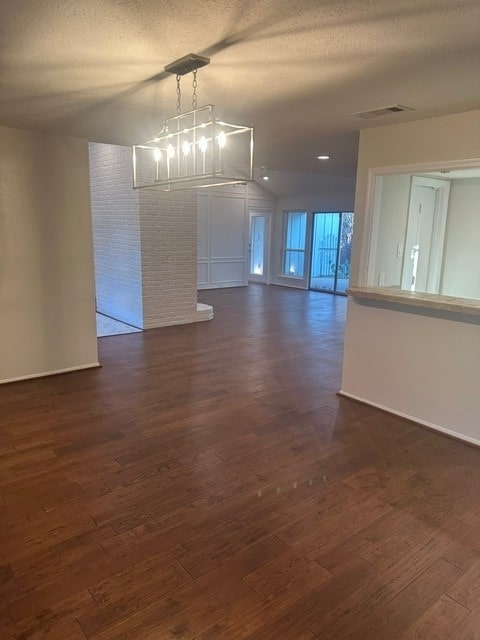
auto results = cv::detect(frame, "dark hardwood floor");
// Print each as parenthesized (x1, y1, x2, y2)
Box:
(1, 284, 480, 639)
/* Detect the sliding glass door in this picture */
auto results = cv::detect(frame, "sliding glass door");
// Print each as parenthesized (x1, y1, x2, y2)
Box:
(310, 212, 354, 294)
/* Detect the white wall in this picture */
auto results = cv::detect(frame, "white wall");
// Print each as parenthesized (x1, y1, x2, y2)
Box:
(89, 143, 143, 327)
(342, 109, 480, 443)
(372, 174, 411, 287)
(351, 110, 480, 285)
(195, 169, 354, 291)
(342, 298, 480, 445)
(442, 178, 480, 299)
(269, 171, 356, 289)
(0, 126, 98, 383)
(197, 181, 273, 289)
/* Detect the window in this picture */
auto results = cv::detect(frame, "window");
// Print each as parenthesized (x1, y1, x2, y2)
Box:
(283, 211, 307, 277)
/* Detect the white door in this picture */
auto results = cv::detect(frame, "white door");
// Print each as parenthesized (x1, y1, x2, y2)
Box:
(249, 212, 269, 282)
(401, 177, 450, 293)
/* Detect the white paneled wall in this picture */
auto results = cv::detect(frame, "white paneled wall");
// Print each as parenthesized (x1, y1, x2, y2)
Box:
(210, 194, 246, 286)
(197, 183, 274, 289)
(197, 187, 247, 289)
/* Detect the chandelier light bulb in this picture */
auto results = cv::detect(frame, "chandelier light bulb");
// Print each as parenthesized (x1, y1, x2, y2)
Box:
(218, 131, 227, 149)
(167, 144, 175, 159)
(153, 147, 161, 162)
(199, 136, 208, 153)
(182, 141, 191, 156)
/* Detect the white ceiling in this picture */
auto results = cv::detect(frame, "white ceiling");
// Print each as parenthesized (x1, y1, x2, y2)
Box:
(1, 0, 479, 177)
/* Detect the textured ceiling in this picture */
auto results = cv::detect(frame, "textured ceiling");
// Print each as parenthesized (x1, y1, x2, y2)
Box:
(1, 0, 479, 177)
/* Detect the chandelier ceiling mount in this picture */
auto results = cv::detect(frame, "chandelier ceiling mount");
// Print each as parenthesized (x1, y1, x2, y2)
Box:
(164, 53, 210, 76)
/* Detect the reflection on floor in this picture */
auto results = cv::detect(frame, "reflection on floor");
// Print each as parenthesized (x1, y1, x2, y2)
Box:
(96, 313, 141, 337)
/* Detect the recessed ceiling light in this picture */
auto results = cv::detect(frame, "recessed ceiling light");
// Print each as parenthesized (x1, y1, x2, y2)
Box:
(262, 175, 269, 181)
(317, 155, 330, 160)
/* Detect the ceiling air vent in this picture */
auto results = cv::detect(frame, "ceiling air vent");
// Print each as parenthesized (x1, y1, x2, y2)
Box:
(350, 104, 414, 120)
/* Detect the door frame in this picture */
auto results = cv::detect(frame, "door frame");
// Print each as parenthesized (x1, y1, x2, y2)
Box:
(248, 208, 271, 283)
(400, 176, 451, 293)
(309, 211, 352, 296)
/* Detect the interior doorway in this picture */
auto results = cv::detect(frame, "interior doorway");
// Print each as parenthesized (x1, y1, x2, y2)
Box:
(248, 211, 270, 283)
(401, 176, 450, 293)
(310, 212, 354, 294)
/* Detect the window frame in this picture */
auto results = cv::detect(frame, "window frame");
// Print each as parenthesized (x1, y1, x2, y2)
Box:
(282, 210, 308, 278)
(361, 159, 480, 297)
(309, 211, 354, 296)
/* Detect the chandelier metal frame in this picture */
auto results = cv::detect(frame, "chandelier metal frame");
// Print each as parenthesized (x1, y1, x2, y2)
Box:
(132, 54, 254, 191)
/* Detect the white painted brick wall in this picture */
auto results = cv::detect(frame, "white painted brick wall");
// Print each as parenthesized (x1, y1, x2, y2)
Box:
(139, 188, 203, 328)
(89, 142, 211, 330)
(89, 143, 144, 328)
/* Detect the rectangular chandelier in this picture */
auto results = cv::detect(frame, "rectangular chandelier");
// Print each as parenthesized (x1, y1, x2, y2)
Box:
(133, 105, 254, 191)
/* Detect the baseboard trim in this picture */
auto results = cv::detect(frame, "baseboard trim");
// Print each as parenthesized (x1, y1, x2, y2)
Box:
(0, 363, 101, 386)
(270, 282, 308, 291)
(338, 390, 480, 449)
